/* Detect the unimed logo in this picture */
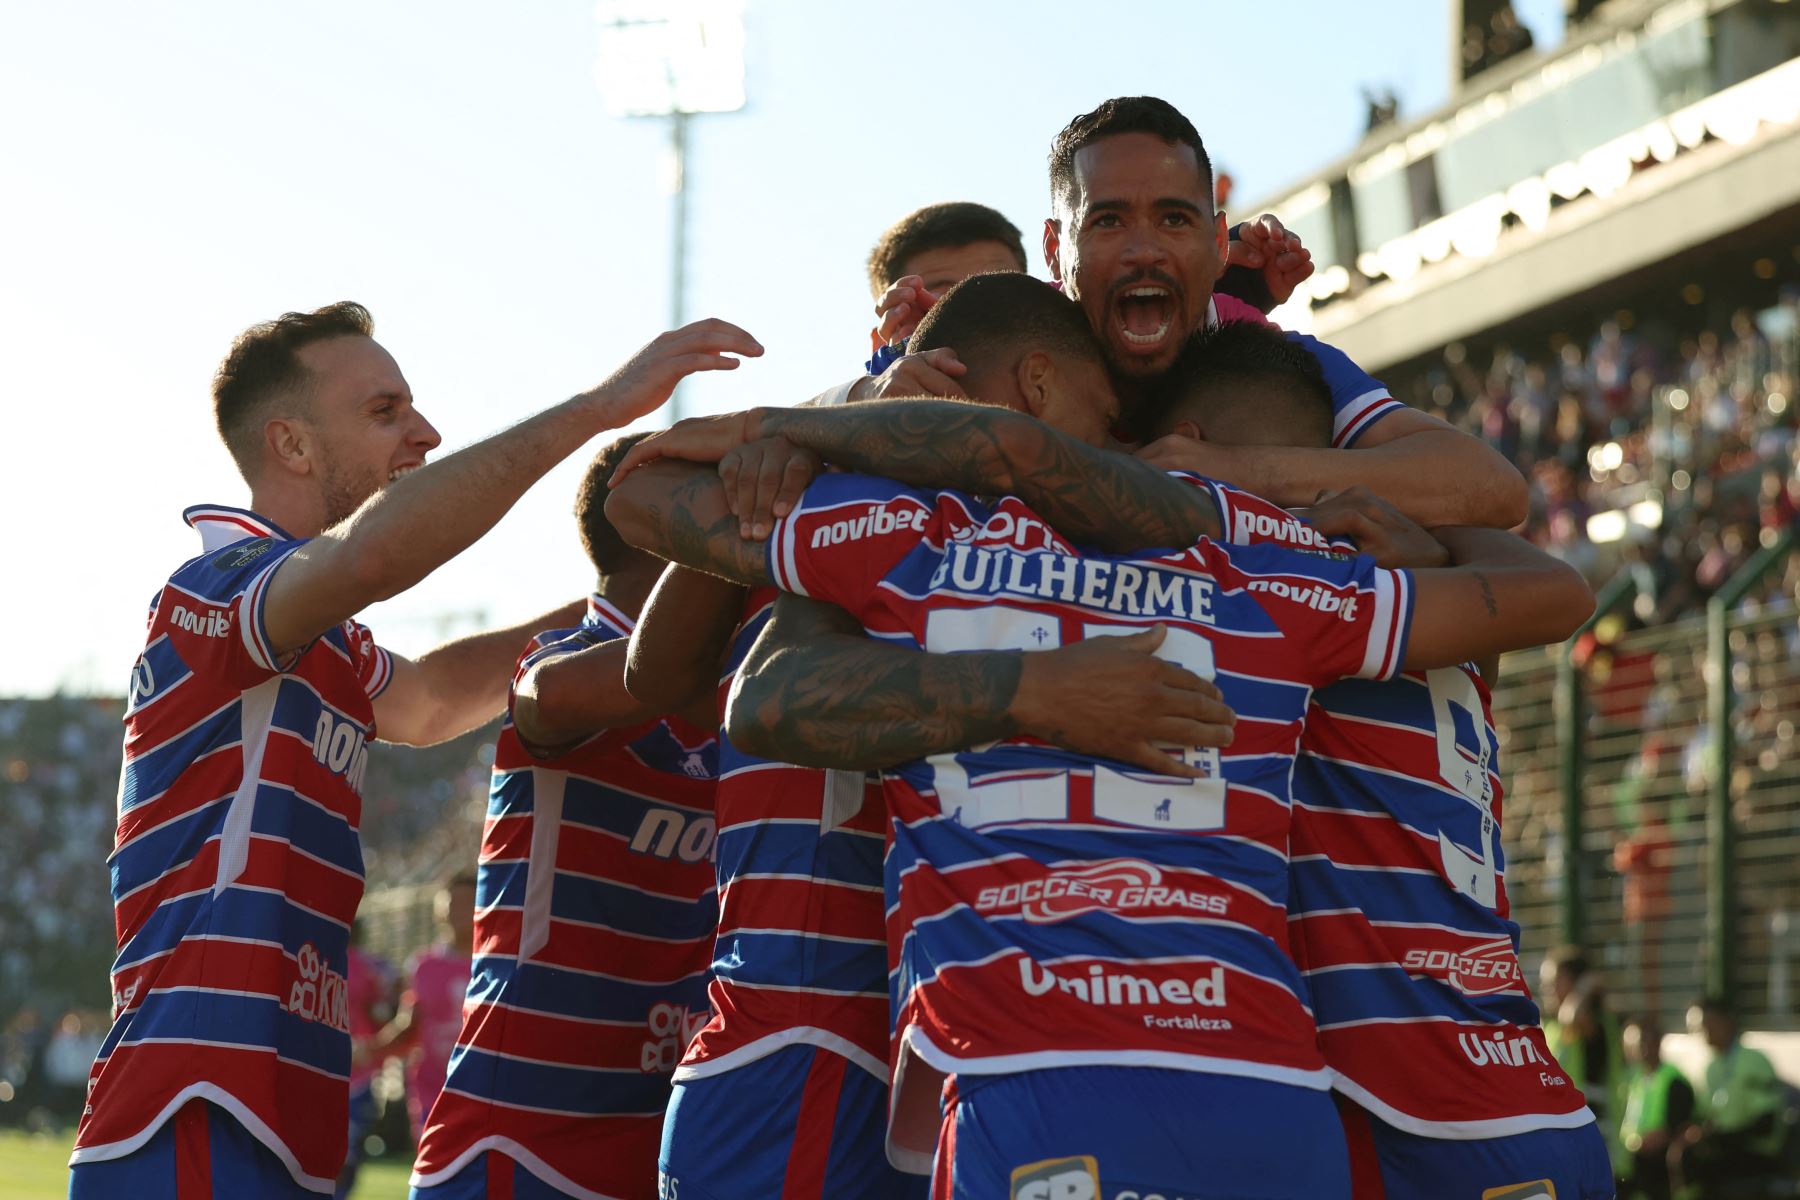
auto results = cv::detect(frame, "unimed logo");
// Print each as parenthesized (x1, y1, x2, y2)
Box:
(1457, 1029, 1551, 1069)
(1017, 958, 1227, 1011)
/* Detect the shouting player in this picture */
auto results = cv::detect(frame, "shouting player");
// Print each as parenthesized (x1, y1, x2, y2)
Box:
(409, 434, 727, 1200)
(605, 274, 1593, 1196)
(865, 96, 1525, 529)
(70, 303, 758, 1198)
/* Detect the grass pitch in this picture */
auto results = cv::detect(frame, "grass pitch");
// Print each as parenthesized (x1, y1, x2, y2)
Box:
(0, 1131, 413, 1199)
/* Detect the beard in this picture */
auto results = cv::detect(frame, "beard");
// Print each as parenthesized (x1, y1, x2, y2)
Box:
(317, 455, 384, 530)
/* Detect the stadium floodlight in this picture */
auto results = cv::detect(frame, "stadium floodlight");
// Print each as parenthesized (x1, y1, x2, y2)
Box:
(595, 0, 747, 420)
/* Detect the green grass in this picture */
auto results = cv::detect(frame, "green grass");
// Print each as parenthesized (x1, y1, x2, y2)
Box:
(0, 1131, 413, 1199)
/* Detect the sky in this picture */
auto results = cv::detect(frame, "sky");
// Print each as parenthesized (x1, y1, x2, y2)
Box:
(0, 0, 1565, 696)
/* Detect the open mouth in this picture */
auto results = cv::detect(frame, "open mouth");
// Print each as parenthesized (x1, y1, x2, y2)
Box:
(1113, 285, 1176, 348)
(387, 463, 421, 483)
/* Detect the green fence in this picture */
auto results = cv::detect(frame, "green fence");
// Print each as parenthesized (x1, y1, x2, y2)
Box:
(1493, 529, 1800, 1030)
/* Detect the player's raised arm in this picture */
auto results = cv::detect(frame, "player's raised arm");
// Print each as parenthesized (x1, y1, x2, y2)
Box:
(726, 595, 1235, 774)
(371, 601, 584, 748)
(261, 319, 761, 658)
(1401, 527, 1594, 669)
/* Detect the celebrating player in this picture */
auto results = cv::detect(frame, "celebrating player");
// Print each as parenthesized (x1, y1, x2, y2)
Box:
(409, 434, 727, 1200)
(861, 96, 1525, 529)
(605, 274, 1593, 1196)
(1141, 324, 1613, 1198)
(641, 543, 1233, 1198)
(70, 302, 758, 1198)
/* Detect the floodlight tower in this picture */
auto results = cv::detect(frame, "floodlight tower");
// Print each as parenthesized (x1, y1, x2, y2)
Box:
(595, 0, 747, 421)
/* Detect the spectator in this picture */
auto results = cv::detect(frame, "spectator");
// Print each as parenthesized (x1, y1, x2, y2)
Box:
(1617, 1015, 1695, 1200)
(1668, 997, 1789, 1193)
(368, 870, 478, 1144)
(337, 922, 397, 1199)
(41, 1010, 103, 1122)
(1542, 945, 1624, 1140)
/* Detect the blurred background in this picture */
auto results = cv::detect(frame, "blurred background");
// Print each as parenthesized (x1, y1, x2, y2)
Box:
(3, 0, 1799, 1194)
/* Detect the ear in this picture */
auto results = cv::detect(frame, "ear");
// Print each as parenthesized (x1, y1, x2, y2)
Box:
(1015, 350, 1056, 419)
(264, 416, 314, 479)
(1211, 211, 1229, 282)
(1042, 218, 1063, 283)
(1174, 417, 1205, 442)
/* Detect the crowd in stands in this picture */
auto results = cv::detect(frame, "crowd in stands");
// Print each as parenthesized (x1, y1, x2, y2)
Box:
(1398, 289, 1800, 632)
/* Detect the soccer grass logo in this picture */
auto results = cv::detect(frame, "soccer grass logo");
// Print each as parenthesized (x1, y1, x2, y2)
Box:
(1010, 1154, 1101, 1199)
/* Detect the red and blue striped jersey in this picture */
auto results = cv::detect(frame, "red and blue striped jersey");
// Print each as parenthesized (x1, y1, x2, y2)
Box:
(71, 504, 393, 1193)
(764, 473, 1415, 1166)
(410, 596, 719, 1200)
(674, 588, 891, 1084)
(1212, 483, 1592, 1138)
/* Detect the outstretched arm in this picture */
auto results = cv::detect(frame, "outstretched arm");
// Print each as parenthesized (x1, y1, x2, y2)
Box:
(1402, 527, 1594, 669)
(263, 320, 761, 656)
(374, 598, 586, 747)
(727, 595, 1235, 774)
(614, 399, 1222, 553)
(1142, 408, 1528, 529)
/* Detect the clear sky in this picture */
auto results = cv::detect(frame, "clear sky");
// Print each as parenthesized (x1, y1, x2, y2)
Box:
(0, 0, 1564, 696)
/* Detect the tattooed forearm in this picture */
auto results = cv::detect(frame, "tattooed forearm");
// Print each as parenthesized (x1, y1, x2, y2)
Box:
(759, 400, 1220, 553)
(609, 462, 771, 585)
(1471, 569, 1499, 618)
(730, 639, 1022, 769)
(725, 593, 1022, 769)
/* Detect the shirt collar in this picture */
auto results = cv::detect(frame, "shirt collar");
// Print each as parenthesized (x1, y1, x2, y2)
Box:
(182, 504, 296, 553)
(583, 593, 635, 634)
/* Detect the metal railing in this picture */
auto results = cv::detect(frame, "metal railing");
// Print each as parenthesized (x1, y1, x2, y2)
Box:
(1496, 527, 1800, 1029)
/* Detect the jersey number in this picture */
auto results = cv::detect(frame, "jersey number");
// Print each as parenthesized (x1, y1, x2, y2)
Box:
(922, 609, 1226, 832)
(1426, 667, 1499, 910)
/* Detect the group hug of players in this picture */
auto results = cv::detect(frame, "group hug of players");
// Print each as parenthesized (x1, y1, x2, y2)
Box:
(69, 97, 1619, 1200)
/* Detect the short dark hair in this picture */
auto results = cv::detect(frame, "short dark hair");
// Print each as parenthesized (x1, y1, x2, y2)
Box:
(1545, 945, 1590, 977)
(1146, 321, 1332, 446)
(212, 301, 374, 480)
(1049, 96, 1213, 212)
(575, 432, 659, 577)
(910, 273, 1104, 380)
(865, 202, 1027, 298)
(1694, 995, 1734, 1021)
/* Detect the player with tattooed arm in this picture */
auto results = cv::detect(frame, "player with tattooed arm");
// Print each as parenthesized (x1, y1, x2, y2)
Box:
(606, 275, 1592, 1197)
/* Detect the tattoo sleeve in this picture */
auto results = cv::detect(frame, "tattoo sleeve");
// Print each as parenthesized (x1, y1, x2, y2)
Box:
(759, 400, 1220, 553)
(725, 594, 1022, 769)
(607, 461, 772, 585)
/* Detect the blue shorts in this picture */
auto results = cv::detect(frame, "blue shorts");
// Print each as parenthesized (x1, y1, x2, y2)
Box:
(935, 1066, 1349, 1200)
(70, 1100, 314, 1200)
(1338, 1097, 1614, 1200)
(409, 1149, 585, 1199)
(659, 1042, 926, 1200)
